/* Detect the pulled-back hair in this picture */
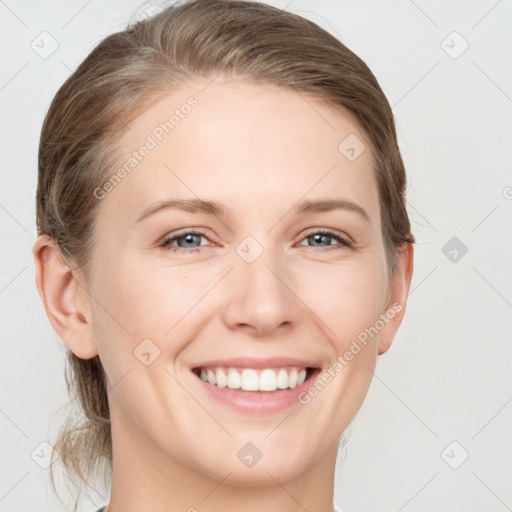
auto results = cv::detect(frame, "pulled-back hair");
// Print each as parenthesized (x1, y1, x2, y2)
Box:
(36, 0, 415, 508)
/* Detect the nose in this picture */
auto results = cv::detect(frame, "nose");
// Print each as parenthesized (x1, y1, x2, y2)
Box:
(221, 249, 296, 337)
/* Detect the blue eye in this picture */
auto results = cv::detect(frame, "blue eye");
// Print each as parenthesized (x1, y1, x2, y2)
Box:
(160, 228, 351, 254)
(160, 230, 210, 252)
(298, 230, 351, 251)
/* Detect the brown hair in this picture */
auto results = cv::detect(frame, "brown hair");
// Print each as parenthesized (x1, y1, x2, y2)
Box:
(36, 0, 415, 507)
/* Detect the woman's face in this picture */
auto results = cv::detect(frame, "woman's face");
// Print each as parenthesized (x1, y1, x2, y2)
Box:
(74, 78, 411, 485)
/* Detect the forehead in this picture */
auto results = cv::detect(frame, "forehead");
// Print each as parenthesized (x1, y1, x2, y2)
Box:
(101, 79, 379, 225)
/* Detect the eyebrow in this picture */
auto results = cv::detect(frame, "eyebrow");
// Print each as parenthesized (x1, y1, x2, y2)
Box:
(295, 199, 371, 224)
(135, 198, 371, 225)
(136, 199, 226, 223)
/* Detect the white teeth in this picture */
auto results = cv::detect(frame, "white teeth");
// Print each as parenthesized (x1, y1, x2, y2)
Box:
(259, 369, 277, 391)
(227, 368, 241, 389)
(197, 366, 311, 392)
(241, 369, 259, 391)
(216, 368, 227, 388)
(207, 369, 216, 385)
(288, 368, 298, 388)
(276, 368, 288, 389)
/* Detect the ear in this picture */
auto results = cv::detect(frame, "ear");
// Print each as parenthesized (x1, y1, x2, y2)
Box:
(33, 234, 98, 359)
(377, 243, 414, 355)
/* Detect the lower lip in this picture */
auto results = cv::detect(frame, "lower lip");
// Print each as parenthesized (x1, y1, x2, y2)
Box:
(191, 369, 320, 414)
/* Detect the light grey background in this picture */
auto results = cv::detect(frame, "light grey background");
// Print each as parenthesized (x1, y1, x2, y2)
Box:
(1, 1, 511, 511)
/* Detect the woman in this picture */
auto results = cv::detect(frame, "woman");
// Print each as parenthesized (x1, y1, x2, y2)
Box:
(33, 1, 415, 510)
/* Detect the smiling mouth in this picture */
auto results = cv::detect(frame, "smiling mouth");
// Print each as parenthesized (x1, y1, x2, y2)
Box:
(191, 366, 319, 392)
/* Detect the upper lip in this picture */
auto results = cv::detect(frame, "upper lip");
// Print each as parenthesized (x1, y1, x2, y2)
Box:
(191, 357, 321, 370)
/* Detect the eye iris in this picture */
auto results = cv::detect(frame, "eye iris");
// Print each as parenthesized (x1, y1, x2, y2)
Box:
(169, 232, 341, 250)
(178, 234, 201, 248)
(309, 233, 331, 246)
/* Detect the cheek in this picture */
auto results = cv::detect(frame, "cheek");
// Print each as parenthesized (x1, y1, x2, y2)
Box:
(125, 266, 217, 335)
(295, 257, 388, 349)
(91, 260, 210, 357)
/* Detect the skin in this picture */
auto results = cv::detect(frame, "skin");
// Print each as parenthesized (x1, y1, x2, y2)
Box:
(34, 77, 413, 512)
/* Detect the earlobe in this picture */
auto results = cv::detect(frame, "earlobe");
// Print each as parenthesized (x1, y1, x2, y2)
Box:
(377, 243, 414, 355)
(33, 234, 98, 359)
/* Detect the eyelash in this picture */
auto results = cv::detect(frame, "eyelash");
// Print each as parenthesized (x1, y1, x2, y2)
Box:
(159, 228, 352, 254)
